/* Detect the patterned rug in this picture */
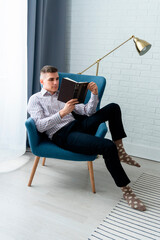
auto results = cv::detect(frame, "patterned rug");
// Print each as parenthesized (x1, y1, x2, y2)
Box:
(88, 173, 160, 240)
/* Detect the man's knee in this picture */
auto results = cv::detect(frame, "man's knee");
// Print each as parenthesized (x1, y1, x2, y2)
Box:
(102, 103, 121, 115)
(109, 103, 121, 113)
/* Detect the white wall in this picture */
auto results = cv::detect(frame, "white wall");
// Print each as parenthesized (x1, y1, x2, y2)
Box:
(65, 0, 160, 161)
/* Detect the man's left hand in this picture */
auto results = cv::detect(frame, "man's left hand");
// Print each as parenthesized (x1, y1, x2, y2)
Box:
(88, 82, 98, 95)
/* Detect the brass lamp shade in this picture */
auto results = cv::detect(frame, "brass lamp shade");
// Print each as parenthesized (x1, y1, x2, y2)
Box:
(133, 37, 152, 56)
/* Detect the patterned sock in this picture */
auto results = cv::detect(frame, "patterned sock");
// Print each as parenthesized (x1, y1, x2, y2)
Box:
(117, 143, 140, 167)
(121, 186, 146, 211)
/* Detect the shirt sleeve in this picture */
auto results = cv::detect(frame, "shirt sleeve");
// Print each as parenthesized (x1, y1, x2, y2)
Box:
(74, 93, 99, 116)
(27, 95, 62, 133)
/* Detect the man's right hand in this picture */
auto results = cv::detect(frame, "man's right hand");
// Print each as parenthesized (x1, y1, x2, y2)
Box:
(59, 99, 79, 118)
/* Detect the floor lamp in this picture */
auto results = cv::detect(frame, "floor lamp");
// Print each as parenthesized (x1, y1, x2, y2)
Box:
(78, 35, 151, 76)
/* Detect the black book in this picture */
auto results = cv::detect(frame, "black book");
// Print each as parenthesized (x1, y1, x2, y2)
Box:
(58, 77, 89, 103)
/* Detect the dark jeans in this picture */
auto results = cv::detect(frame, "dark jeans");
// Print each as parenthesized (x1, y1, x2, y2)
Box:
(52, 103, 130, 187)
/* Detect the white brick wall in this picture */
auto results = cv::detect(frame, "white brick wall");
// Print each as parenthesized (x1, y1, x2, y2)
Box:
(65, 0, 160, 161)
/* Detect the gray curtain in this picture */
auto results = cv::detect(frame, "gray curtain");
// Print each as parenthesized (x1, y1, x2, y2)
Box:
(27, 0, 67, 100)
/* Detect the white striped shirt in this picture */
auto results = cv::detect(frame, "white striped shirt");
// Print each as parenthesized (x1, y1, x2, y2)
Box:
(27, 88, 99, 139)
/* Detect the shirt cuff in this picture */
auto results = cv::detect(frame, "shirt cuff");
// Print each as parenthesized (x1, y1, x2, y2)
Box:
(90, 93, 99, 101)
(52, 111, 62, 123)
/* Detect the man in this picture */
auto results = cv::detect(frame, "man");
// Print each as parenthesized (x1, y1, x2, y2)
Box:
(28, 65, 146, 211)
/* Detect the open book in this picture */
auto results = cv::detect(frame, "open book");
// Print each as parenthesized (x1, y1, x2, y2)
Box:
(58, 77, 89, 103)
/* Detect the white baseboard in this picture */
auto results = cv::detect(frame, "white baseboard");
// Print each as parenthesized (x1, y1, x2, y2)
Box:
(124, 142, 160, 162)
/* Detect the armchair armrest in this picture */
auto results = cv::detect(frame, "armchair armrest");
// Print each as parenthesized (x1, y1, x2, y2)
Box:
(25, 118, 41, 151)
(95, 122, 107, 138)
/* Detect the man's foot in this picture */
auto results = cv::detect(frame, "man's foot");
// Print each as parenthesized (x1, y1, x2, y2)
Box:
(117, 143, 140, 167)
(121, 186, 146, 211)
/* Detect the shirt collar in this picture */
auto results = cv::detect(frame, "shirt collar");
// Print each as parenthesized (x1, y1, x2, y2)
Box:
(41, 88, 59, 96)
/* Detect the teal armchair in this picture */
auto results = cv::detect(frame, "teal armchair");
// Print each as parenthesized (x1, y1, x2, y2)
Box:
(25, 73, 107, 193)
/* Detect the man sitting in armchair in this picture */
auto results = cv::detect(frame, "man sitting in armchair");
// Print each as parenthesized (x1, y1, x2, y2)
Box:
(27, 65, 146, 211)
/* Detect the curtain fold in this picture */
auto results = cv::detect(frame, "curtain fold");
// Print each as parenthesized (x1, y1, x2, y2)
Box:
(27, 0, 67, 100)
(0, 0, 28, 171)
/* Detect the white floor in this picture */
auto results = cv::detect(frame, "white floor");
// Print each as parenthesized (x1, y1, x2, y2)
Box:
(0, 152, 159, 240)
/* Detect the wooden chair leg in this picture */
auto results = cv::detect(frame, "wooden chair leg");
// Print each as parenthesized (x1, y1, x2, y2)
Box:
(88, 161, 96, 193)
(28, 156, 40, 186)
(42, 157, 46, 166)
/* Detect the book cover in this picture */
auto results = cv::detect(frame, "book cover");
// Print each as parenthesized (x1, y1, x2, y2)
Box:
(58, 77, 89, 103)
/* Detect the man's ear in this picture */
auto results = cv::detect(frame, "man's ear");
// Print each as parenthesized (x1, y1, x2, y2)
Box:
(40, 79, 43, 85)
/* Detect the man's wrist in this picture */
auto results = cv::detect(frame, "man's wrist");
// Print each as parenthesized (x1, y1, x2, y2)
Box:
(91, 91, 98, 95)
(59, 109, 66, 118)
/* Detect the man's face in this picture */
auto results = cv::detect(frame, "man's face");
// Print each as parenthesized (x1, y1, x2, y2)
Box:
(40, 72, 59, 94)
